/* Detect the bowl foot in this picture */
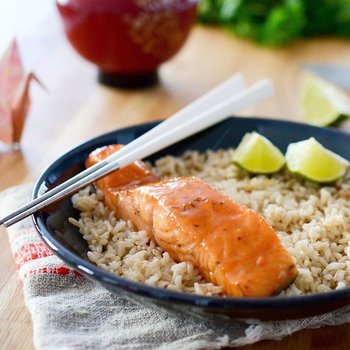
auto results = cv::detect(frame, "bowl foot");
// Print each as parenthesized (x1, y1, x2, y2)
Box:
(98, 70, 159, 89)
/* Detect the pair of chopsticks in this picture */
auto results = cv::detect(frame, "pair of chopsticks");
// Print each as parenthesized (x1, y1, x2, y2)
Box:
(0, 74, 273, 227)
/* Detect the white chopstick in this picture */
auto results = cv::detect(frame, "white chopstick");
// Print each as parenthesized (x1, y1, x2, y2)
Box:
(1, 78, 273, 227)
(0, 73, 245, 227)
(81, 73, 247, 167)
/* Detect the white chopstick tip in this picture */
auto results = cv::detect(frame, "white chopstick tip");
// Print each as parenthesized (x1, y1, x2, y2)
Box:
(235, 79, 273, 108)
(255, 79, 274, 98)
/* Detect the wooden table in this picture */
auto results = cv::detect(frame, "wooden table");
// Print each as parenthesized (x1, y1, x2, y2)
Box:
(2, 3, 350, 349)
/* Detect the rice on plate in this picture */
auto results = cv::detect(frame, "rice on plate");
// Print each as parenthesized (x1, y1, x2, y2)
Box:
(69, 148, 350, 297)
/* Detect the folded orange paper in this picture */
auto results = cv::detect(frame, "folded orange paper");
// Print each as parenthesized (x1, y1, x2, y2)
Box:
(0, 40, 39, 146)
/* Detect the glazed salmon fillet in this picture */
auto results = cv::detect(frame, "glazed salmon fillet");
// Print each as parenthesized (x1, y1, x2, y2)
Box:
(86, 145, 159, 209)
(87, 145, 298, 297)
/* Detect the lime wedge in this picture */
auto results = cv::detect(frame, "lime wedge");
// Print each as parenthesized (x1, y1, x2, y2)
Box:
(286, 137, 348, 183)
(301, 76, 350, 126)
(233, 132, 285, 174)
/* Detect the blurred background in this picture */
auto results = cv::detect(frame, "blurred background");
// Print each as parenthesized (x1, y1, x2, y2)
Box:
(0, 0, 57, 65)
(1, 0, 350, 181)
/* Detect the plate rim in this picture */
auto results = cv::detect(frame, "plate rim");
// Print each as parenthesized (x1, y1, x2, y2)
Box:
(31, 116, 350, 310)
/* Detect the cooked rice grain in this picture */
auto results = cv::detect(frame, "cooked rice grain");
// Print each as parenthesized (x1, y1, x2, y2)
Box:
(70, 149, 350, 296)
(69, 187, 222, 296)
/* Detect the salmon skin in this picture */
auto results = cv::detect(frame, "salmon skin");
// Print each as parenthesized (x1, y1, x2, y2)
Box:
(86, 145, 298, 297)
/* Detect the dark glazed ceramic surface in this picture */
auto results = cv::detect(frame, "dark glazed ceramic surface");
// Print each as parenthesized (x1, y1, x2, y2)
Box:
(32, 116, 350, 321)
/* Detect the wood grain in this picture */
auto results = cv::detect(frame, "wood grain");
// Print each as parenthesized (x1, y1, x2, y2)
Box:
(1, 3, 350, 349)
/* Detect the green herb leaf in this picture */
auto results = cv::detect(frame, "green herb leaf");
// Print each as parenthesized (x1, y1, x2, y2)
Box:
(198, 0, 350, 46)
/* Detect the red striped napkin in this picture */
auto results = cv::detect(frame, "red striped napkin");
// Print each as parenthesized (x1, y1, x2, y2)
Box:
(2, 184, 350, 350)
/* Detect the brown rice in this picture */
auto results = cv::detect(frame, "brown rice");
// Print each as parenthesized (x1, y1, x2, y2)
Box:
(69, 148, 350, 296)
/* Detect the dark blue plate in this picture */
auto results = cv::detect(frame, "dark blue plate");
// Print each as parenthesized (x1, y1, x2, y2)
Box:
(32, 116, 350, 321)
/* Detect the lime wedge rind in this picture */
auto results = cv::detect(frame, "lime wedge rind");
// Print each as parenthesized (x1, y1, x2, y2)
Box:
(302, 76, 350, 127)
(233, 132, 285, 174)
(286, 137, 349, 183)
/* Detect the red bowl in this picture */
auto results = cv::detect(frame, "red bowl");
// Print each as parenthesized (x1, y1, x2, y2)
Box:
(56, 0, 198, 88)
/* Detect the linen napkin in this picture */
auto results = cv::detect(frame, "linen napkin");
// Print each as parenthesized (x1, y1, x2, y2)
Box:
(2, 184, 350, 350)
